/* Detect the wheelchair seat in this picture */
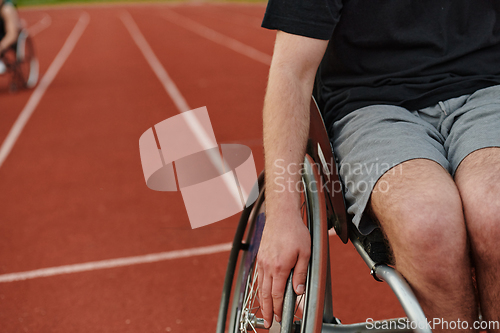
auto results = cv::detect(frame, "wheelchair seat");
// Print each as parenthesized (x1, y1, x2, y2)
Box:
(308, 97, 394, 266)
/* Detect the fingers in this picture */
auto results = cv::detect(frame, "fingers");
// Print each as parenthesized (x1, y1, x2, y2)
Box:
(258, 264, 273, 329)
(271, 271, 288, 323)
(292, 249, 310, 295)
(256, 217, 311, 328)
(258, 266, 288, 327)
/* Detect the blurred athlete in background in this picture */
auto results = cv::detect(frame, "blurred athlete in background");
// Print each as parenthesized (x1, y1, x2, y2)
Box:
(0, 0, 21, 74)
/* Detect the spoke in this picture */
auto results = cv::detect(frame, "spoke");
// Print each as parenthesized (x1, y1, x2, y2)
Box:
(247, 319, 258, 333)
(249, 287, 259, 314)
(293, 292, 306, 322)
(294, 295, 303, 313)
(241, 281, 251, 313)
(248, 266, 259, 313)
(239, 263, 263, 333)
(242, 267, 258, 312)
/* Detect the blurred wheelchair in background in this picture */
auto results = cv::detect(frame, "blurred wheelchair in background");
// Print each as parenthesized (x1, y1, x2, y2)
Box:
(1, 28, 38, 91)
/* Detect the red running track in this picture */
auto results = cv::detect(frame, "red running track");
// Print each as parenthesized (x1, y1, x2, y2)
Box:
(0, 3, 403, 332)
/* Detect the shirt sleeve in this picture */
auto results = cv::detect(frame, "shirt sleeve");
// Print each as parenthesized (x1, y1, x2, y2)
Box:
(262, 0, 343, 40)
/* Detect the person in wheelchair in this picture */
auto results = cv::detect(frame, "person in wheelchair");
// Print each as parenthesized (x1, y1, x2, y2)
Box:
(257, 0, 500, 331)
(0, 0, 21, 74)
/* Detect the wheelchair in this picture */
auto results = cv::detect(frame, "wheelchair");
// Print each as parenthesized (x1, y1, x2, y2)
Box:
(1, 28, 39, 91)
(216, 97, 433, 333)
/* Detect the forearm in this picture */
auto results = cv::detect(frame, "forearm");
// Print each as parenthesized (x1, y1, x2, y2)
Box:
(0, 31, 17, 52)
(263, 65, 313, 220)
(258, 32, 328, 327)
(0, 4, 20, 53)
(263, 31, 327, 222)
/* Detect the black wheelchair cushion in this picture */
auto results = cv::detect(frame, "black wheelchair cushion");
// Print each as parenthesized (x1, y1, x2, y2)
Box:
(352, 227, 394, 266)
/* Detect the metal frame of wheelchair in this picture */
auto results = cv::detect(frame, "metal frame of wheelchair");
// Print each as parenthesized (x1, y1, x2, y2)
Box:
(216, 97, 433, 333)
(1, 28, 39, 91)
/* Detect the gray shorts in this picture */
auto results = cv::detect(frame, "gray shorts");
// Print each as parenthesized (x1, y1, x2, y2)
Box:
(330, 84, 500, 235)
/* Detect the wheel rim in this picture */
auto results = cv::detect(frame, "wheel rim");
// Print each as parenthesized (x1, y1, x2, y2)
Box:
(18, 57, 31, 85)
(233, 180, 312, 333)
(223, 157, 328, 333)
(16, 34, 38, 88)
(26, 57, 39, 88)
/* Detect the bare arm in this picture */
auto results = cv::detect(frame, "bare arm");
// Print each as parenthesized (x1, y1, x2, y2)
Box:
(257, 30, 328, 328)
(0, 3, 20, 53)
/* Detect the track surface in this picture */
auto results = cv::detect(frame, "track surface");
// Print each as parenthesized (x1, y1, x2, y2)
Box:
(0, 3, 403, 332)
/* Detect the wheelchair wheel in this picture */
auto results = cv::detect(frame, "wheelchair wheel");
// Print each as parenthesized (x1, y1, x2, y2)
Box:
(217, 155, 331, 333)
(15, 31, 39, 89)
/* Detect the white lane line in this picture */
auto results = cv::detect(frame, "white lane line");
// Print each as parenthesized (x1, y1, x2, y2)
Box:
(27, 13, 52, 37)
(0, 12, 90, 170)
(160, 8, 271, 66)
(0, 242, 232, 283)
(121, 11, 243, 206)
(120, 11, 189, 113)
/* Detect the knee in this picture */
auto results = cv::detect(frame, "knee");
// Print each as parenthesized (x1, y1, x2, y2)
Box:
(370, 159, 469, 285)
(388, 190, 468, 283)
(455, 147, 500, 263)
(462, 190, 500, 263)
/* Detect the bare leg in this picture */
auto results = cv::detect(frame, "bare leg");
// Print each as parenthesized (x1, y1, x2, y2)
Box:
(370, 159, 477, 332)
(455, 147, 500, 331)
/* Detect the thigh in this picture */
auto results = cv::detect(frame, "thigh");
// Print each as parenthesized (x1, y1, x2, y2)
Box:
(443, 84, 500, 175)
(454, 147, 500, 257)
(443, 85, 500, 257)
(370, 158, 465, 260)
(331, 104, 450, 234)
(454, 147, 500, 322)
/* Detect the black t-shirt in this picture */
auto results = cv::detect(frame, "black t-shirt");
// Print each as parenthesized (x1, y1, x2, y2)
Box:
(262, 0, 500, 128)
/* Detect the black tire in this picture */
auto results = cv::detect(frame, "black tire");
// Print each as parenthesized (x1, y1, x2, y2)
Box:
(217, 156, 330, 333)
